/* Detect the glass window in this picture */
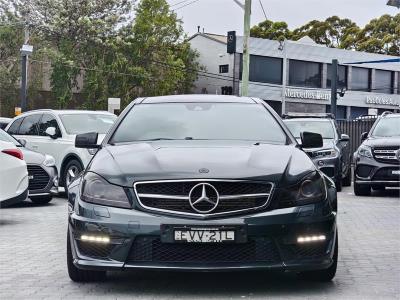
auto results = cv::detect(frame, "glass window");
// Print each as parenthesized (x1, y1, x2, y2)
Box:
(18, 114, 41, 135)
(39, 114, 61, 136)
(375, 70, 393, 94)
(219, 64, 229, 73)
(371, 117, 400, 137)
(289, 60, 322, 88)
(7, 118, 23, 135)
(111, 103, 287, 144)
(351, 67, 370, 92)
(327, 65, 347, 89)
(59, 114, 116, 134)
(0, 129, 20, 146)
(284, 120, 335, 139)
(249, 55, 282, 84)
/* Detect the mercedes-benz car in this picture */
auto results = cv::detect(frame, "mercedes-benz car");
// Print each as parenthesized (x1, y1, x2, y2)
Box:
(353, 112, 400, 195)
(67, 95, 338, 282)
(283, 113, 351, 192)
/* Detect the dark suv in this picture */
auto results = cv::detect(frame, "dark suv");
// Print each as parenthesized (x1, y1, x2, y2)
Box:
(67, 95, 338, 282)
(283, 113, 351, 191)
(353, 112, 400, 196)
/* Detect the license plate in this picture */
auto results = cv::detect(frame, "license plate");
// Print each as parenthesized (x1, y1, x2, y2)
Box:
(392, 170, 400, 175)
(174, 228, 235, 243)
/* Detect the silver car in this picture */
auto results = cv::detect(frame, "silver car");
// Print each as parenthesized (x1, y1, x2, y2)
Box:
(0, 129, 58, 204)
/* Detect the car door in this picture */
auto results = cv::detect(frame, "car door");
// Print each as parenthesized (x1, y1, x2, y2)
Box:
(35, 113, 68, 171)
(13, 114, 42, 151)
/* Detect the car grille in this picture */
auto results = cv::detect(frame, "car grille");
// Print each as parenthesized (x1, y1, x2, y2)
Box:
(320, 167, 335, 178)
(281, 243, 328, 261)
(27, 165, 50, 191)
(134, 180, 274, 217)
(373, 147, 400, 164)
(128, 236, 280, 264)
(372, 167, 400, 181)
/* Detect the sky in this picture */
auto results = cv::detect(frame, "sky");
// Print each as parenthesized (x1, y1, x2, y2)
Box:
(168, 0, 399, 36)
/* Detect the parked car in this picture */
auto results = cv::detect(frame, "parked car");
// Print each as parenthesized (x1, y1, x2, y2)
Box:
(353, 111, 400, 195)
(0, 129, 58, 204)
(283, 113, 351, 191)
(5, 110, 117, 192)
(0, 140, 28, 207)
(67, 95, 338, 282)
(0, 117, 11, 129)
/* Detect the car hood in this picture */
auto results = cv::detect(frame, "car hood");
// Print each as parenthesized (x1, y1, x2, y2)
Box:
(88, 141, 316, 188)
(363, 136, 400, 148)
(20, 147, 46, 164)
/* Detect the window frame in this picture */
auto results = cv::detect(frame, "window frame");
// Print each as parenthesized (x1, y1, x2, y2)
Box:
(219, 64, 229, 74)
(288, 59, 323, 88)
(16, 114, 42, 136)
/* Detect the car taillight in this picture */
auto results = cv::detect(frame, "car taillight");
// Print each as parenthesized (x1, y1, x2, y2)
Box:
(2, 148, 24, 160)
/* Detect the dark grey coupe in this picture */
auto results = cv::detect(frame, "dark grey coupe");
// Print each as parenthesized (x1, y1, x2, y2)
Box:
(67, 95, 338, 282)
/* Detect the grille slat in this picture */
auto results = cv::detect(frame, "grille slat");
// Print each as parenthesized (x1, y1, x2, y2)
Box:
(27, 165, 50, 191)
(373, 147, 400, 164)
(134, 180, 273, 216)
(128, 236, 280, 264)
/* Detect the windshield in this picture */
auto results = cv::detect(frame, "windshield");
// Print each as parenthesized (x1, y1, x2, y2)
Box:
(60, 114, 117, 135)
(0, 129, 20, 146)
(284, 120, 335, 139)
(371, 117, 400, 137)
(111, 103, 287, 144)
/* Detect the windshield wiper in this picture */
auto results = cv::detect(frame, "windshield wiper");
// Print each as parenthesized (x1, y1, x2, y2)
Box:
(138, 138, 177, 141)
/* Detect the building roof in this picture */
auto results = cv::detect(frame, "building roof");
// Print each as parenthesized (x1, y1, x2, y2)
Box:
(188, 32, 227, 44)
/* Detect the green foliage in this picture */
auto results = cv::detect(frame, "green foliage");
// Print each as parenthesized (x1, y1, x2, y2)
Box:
(250, 14, 399, 56)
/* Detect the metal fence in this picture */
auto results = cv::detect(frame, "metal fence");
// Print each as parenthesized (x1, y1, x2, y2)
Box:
(337, 119, 376, 155)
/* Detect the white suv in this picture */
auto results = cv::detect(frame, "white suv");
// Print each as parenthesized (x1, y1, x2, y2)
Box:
(6, 110, 117, 191)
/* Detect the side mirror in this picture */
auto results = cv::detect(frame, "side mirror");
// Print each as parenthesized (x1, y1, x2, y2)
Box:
(45, 127, 58, 139)
(340, 134, 350, 142)
(361, 132, 368, 142)
(75, 132, 99, 148)
(300, 131, 323, 149)
(18, 139, 27, 147)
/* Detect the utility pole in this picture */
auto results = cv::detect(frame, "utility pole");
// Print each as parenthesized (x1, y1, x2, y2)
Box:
(241, 0, 251, 96)
(280, 39, 288, 115)
(330, 59, 338, 118)
(20, 21, 32, 113)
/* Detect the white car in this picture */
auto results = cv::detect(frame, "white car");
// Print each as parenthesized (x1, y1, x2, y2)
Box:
(0, 140, 29, 207)
(5, 110, 117, 192)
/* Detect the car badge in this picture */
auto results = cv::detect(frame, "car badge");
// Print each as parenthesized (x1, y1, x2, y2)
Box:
(188, 183, 219, 213)
(198, 168, 209, 173)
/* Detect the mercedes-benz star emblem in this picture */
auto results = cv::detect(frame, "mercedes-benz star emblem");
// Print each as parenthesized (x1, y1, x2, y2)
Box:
(188, 183, 219, 213)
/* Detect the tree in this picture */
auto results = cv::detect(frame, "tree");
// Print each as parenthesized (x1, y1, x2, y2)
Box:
(250, 19, 292, 41)
(355, 14, 400, 56)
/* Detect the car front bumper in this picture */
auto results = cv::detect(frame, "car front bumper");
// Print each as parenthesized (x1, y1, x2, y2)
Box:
(354, 156, 400, 187)
(28, 164, 58, 198)
(68, 196, 337, 272)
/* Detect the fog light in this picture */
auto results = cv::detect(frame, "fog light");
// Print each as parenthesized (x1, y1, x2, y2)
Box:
(81, 234, 110, 243)
(297, 235, 326, 243)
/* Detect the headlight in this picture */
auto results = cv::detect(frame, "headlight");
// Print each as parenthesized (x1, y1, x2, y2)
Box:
(278, 171, 327, 208)
(313, 148, 338, 159)
(87, 148, 98, 155)
(43, 154, 56, 167)
(80, 172, 131, 208)
(358, 145, 372, 158)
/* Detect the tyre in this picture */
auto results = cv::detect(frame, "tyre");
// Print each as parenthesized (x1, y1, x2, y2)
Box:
(298, 230, 338, 282)
(335, 178, 342, 192)
(354, 182, 371, 196)
(30, 195, 52, 205)
(342, 166, 351, 187)
(62, 159, 83, 193)
(67, 229, 106, 282)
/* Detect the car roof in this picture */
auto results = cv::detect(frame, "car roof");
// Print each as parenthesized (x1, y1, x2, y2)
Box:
(139, 94, 259, 104)
(382, 113, 400, 118)
(0, 117, 12, 122)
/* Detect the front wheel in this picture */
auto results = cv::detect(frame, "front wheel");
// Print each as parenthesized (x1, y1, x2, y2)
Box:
(67, 229, 106, 282)
(62, 159, 83, 193)
(298, 230, 338, 281)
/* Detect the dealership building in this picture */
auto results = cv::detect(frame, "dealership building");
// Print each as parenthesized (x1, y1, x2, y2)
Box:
(189, 32, 400, 119)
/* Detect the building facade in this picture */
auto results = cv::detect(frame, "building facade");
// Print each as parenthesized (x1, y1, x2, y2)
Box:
(189, 33, 400, 119)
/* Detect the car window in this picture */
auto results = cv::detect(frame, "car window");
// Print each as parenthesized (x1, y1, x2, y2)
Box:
(284, 120, 335, 139)
(111, 103, 287, 144)
(18, 114, 42, 136)
(371, 117, 400, 137)
(7, 118, 23, 135)
(39, 114, 61, 136)
(59, 114, 117, 134)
